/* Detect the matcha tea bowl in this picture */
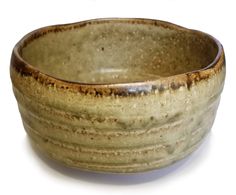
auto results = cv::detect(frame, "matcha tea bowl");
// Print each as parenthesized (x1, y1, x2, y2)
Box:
(10, 18, 225, 173)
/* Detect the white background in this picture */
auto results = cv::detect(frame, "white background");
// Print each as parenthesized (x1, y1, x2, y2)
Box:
(0, 0, 235, 194)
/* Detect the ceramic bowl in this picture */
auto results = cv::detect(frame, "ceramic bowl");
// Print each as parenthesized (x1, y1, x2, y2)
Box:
(10, 18, 225, 173)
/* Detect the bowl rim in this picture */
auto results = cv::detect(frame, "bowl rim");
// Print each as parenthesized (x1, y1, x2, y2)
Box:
(11, 18, 225, 96)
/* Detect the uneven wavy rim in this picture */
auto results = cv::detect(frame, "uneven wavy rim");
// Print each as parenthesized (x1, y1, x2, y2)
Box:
(11, 18, 225, 97)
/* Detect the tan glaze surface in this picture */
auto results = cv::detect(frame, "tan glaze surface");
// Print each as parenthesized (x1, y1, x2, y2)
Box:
(10, 18, 225, 173)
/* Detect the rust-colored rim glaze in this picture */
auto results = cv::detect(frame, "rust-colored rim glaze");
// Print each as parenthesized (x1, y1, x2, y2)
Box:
(11, 18, 225, 96)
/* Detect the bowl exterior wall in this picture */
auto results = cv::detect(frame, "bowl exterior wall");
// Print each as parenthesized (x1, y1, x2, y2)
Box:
(10, 55, 225, 172)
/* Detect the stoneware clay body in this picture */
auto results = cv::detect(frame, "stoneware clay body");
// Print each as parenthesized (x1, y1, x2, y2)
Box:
(10, 18, 225, 173)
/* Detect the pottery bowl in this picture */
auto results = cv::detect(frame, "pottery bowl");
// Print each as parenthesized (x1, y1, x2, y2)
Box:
(10, 18, 225, 173)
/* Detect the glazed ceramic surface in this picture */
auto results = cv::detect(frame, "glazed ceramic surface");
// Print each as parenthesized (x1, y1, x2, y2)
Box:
(10, 18, 225, 173)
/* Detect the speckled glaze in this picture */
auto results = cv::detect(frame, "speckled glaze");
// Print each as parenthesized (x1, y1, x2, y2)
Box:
(10, 18, 225, 173)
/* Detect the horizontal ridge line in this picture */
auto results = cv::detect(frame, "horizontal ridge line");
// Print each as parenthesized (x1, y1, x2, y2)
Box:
(24, 121, 188, 154)
(19, 104, 184, 136)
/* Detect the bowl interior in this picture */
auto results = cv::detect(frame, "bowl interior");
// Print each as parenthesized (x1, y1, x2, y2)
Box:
(20, 19, 219, 84)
